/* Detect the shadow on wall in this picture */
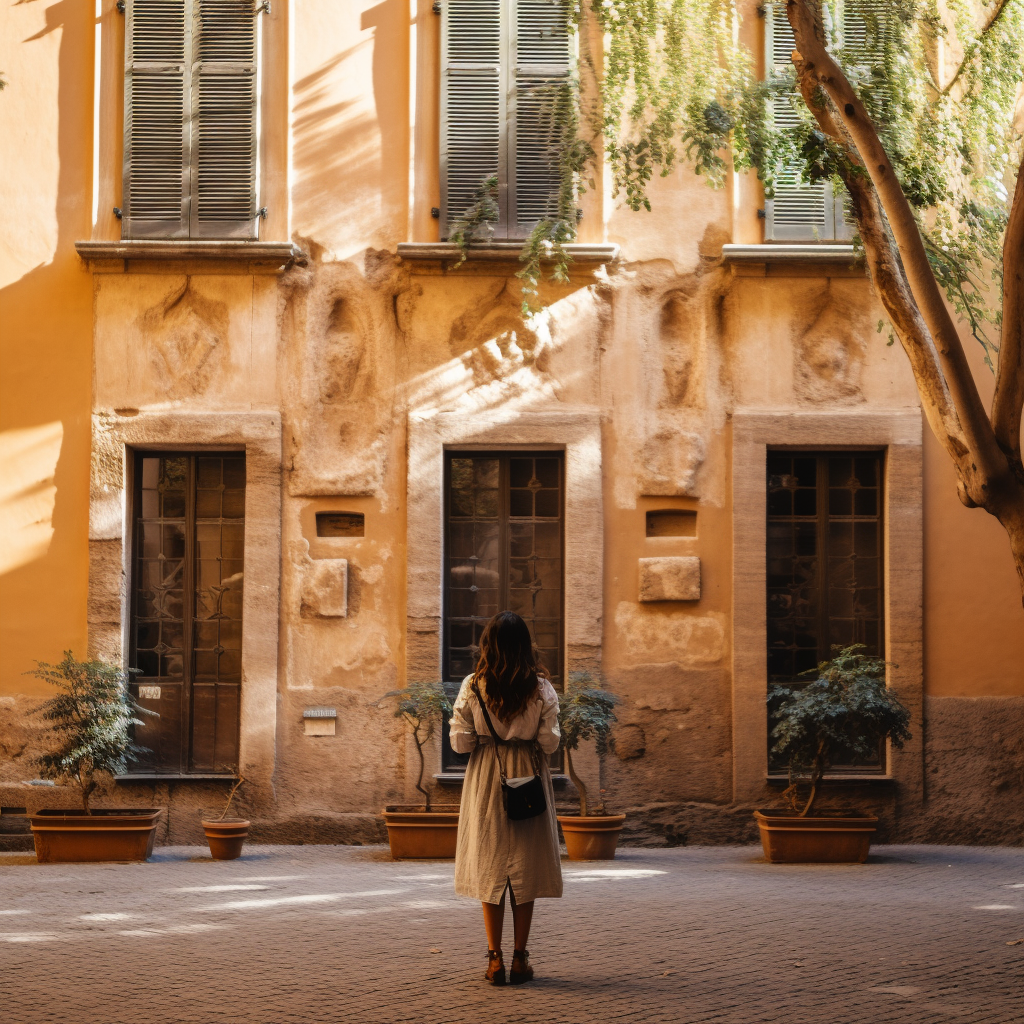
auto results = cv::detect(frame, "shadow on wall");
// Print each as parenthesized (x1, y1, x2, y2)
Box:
(292, 0, 410, 256)
(0, 0, 94, 686)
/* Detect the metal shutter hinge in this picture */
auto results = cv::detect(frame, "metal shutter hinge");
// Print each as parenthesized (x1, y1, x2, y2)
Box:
(432, 1, 441, 13)
(431, 207, 440, 219)
(757, 208, 766, 219)
(116, 0, 125, 12)
(113, 207, 123, 220)
(258, 207, 268, 219)
(257, 1, 271, 14)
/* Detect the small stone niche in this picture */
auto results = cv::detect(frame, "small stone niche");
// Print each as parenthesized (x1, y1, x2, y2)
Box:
(316, 512, 365, 537)
(646, 509, 697, 538)
(303, 707, 337, 737)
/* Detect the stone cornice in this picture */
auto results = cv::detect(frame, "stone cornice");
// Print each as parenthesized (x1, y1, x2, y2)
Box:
(396, 241, 620, 264)
(722, 243, 863, 277)
(75, 239, 307, 272)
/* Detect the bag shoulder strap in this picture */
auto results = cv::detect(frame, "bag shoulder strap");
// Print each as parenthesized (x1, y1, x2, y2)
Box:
(471, 682, 507, 783)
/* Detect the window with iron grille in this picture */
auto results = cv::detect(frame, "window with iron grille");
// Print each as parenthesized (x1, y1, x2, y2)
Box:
(762, 1, 890, 241)
(128, 452, 245, 775)
(441, 451, 564, 772)
(766, 450, 885, 771)
(123, 0, 262, 240)
(440, 0, 572, 241)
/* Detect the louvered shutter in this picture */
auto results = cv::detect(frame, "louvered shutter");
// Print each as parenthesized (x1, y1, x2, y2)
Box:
(441, 0, 505, 239)
(190, 0, 259, 239)
(764, 3, 837, 241)
(123, 0, 190, 239)
(509, 0, 571, 237)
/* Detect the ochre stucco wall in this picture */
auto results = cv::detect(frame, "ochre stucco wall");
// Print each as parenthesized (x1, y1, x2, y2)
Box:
(1, 0, 1022, 847)
(0, 0, 94, 698)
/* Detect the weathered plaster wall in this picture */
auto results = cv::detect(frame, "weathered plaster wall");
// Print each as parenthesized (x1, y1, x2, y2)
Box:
(3, 0, 1023, 850)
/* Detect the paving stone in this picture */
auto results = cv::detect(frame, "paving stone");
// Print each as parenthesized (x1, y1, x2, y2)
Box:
(0, 844, 1022, 1023)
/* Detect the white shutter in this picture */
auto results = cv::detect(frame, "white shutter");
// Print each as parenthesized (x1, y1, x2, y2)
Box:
(190, 0, 259, 240)
(509, 0, 572, 237)
(123, 0, 191, 239)
(441, 0, 505, 239)
(764, 3, 837, 241)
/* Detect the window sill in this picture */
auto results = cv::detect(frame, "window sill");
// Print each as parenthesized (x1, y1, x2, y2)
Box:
(75, 240, 307, 273)
(722, 243, 862, 277)
(766, 774, 894, 785)
(115, 773, 240, 783)
(397, 241, 620, 266)
(435, 773, 571, 786)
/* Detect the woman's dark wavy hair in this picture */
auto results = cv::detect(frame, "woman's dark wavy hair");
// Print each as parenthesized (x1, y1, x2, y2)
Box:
(472, 611, 542, 725)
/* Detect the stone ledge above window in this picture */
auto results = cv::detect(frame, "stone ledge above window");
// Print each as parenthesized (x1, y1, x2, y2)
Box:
(75, 240, 307, 274)
(397, 241, 620, 267)
(722, 243, 863, 278)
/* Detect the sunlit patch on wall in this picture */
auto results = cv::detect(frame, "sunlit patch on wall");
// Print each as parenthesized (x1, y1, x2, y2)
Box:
(0, 422, 63, 575)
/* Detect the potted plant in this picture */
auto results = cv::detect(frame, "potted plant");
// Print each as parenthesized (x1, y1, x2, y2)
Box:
(201, 776, 249, 860)
(756, 644, 912, 864)
(28, 652, 162, 863)
(556, 671, 625, 861)
(378, 681, 461, 859)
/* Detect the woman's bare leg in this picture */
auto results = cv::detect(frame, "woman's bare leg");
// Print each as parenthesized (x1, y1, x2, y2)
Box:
(481, 894, 505, 950)
(511, 900, 534, 951)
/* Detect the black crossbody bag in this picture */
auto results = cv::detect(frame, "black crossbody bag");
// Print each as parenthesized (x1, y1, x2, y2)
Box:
(471, 684, 547, 822)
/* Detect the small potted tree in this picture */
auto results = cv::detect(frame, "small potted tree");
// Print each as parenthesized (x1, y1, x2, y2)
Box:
(378, 681, 461, 859)
(201, 776, 249, 860)
(556, 671, 625, 860)
(756, 645, 912, 863)
(28, 652, 162, 863)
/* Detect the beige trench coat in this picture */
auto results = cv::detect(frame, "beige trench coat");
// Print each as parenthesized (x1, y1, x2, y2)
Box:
(450, 675, 563, 905)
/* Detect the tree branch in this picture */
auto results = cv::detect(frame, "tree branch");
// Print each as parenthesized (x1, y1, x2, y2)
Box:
(941, 0, 1014, 97)
(992, 156, 1024, 470)
(791, 67, 972, 469)
(787, 0, 1010, 502)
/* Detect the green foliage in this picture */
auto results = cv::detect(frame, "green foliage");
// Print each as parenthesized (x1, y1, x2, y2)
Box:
(559, 671, 620, 754)
(770, 644, 912, 815)
(581, 0, 1023, 366)
(378, 680, 452, 811)
(558, 670, 620, 816)
(29, 652, 154, 813)
(448, 175, 500, 268)
(516, 73, 594, 314)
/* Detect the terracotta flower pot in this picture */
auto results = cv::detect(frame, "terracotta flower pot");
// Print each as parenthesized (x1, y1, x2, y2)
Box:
(557, 813, 626, 860)
(382, 805, 460, 859)
(202, 818, 251, 860)
(30, 808, 162, 863)
(754, 809, 878, 863)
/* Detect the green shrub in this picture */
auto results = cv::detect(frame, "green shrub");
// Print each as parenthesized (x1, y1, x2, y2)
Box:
(558, 671, 620, 816)
(30, 652, 154, 813)
(770, 645, 912, 817)
(378, 681, 452, 813)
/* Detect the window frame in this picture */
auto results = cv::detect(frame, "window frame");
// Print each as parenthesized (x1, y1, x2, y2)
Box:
(122, 0, 264, 242)
(766, 447, 888, 775)
(439, 0, 573, 242)
(125, 447, 246, 777)
(439, 448, 566, 774)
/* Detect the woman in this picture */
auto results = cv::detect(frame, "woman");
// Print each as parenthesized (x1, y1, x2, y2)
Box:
(449, 611, 562, 985)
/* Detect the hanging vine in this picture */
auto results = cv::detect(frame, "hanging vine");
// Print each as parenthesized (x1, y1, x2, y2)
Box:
(447, 1, 1022, 336)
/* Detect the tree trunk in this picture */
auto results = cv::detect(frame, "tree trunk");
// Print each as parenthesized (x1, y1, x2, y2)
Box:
(413, 723, 431, 813)
(564, 746, 588, 817)
(786, 0, 1024, 607)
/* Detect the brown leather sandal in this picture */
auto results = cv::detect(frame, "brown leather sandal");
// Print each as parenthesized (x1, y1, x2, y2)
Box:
(509, 949, 533, 984)
(485, 949, 506, 985)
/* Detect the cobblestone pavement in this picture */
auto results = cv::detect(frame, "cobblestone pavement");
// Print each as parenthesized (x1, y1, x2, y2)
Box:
(1, 844, 1022, 1023)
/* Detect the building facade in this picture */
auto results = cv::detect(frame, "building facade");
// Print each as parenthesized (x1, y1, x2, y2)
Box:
(2, 0, 1023, 846)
